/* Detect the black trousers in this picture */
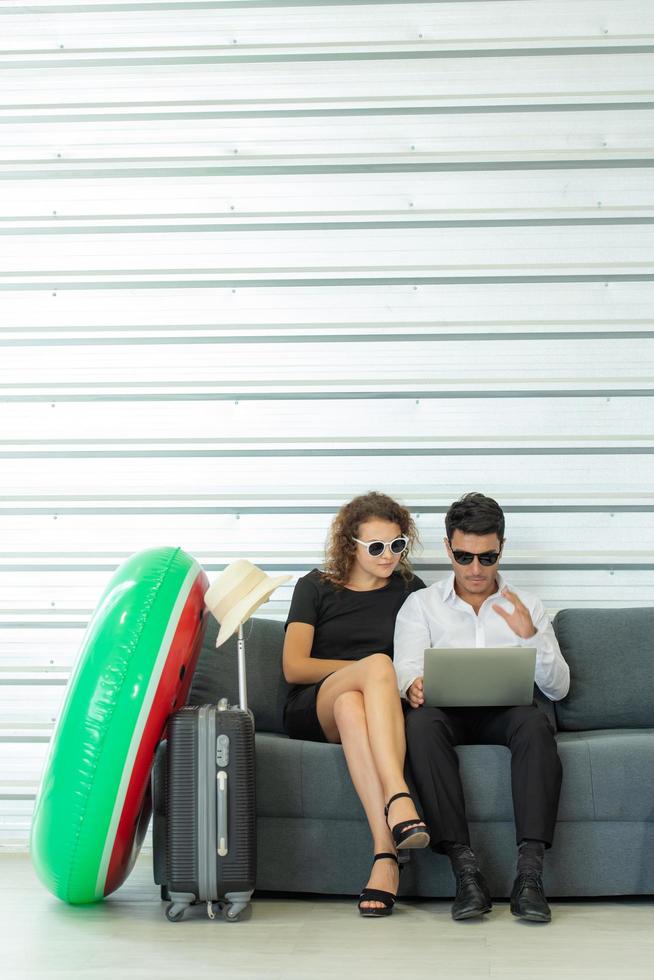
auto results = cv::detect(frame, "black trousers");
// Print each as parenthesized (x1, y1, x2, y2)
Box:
(405, 703, 562, 850)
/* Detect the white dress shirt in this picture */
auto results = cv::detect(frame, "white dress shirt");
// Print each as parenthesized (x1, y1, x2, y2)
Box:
(393, 571, 570, 702)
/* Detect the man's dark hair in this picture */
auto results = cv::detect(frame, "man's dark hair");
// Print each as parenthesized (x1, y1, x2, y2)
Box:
(445, 492, 505, 542)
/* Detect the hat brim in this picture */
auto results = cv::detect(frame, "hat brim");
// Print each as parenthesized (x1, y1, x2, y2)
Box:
(214, 573, 291, 648)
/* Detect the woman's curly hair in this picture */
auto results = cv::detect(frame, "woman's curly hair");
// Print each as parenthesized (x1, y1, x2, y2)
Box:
(322, 491, 420, 588)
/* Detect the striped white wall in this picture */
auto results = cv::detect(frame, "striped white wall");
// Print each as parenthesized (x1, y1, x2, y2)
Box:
(1, 0, 653, 848)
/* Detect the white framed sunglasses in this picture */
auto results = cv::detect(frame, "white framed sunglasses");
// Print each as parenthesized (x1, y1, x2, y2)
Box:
(352, 536, 408, 557)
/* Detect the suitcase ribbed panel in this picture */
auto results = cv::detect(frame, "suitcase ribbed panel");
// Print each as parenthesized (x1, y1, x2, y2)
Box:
(217, 709, 256, 892)
(151, 741, 167, 886)
(166, 708, 200, 894)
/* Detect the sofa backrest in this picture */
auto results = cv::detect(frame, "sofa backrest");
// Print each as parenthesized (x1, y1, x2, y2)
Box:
(188, 615, 289, 733)
(553, 607, 654, 731)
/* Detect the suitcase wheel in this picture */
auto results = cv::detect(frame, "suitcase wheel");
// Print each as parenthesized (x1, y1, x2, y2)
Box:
(165, 903, 186, 922)
(223, 901, 246, 922)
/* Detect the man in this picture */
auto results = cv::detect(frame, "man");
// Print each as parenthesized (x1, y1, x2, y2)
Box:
(394, 492, 569, 923)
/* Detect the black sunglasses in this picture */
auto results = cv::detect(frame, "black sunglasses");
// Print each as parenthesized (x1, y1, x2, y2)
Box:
(449, 545, 501, 566)
(352, 536, 408, 557)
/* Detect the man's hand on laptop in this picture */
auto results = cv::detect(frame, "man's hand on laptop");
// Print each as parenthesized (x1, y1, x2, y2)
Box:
(492, 587, 537, 639)
(407, 676, 425, 708)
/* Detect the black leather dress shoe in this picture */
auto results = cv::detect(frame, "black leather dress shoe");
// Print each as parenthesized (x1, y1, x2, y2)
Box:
(510, 871, 552, 922)
(451, 868, 493, 920)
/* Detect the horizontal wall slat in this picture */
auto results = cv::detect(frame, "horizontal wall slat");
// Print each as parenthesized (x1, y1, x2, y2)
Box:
(0, 225, 652, 276)
(3, 494, 653, 512)
(2, 109, 654, 164)
(3, 328, 654, 343)
(6, 453, 654, 493)
(2, 1, 653, 51)
(4, 158, 654, 183)
(0, 170, 652, 223)
(1, 340, 652, 392)
(2, 273, 654, 291)
(2, 397, 650, 441)
(2, 442, 653, 455)
(3, 46, 654, 70)
(1, 54, 653, 110)
(2, 281, 652, 326)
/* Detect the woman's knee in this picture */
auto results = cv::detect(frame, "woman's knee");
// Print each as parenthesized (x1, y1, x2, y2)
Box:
(360, 652, 396, 684)
(333, 690, 366, 731)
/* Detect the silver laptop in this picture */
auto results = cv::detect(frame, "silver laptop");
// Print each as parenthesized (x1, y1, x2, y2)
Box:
(422, 647, 537, 708)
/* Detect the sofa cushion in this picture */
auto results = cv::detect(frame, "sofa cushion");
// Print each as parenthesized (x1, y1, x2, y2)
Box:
(554, 607, 654, 731)
(258, 735, 366, 821)
(557, 729, 654, 821)
(189, 615, 290, 733)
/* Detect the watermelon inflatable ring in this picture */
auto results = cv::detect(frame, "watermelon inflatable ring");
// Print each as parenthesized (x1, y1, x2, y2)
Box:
(30, 547, 209, 904)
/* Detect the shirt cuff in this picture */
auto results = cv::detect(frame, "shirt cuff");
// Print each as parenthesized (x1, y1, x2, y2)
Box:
(519, 627, 545, 647)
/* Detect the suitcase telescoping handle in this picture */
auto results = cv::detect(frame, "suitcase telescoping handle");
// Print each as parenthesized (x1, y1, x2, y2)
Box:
(217, 770, 228, 857)
(237, 622, 248, 711)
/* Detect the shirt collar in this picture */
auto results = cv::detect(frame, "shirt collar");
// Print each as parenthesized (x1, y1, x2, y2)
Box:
(440, 572, 457, 602)
(441, 570, 506, 605)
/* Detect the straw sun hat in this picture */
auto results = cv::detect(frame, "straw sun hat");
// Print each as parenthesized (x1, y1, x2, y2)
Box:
(204, 560, 291, 648)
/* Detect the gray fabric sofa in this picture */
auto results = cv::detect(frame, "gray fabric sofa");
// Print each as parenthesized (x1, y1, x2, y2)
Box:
(188, 608, 654, 898)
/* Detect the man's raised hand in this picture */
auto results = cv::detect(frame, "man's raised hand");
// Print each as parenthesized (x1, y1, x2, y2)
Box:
(492, 587, 537, 639)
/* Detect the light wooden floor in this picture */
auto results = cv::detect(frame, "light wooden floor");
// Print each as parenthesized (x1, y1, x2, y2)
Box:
(3, 852, 653, 980)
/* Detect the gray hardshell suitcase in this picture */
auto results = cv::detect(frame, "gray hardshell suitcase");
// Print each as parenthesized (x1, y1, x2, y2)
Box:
(153, 626, 256, 922)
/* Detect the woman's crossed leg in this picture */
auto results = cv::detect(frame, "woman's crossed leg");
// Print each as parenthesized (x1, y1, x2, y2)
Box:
(316, 654, 426, 911)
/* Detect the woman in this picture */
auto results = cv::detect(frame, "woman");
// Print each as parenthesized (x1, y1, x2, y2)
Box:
(282, 491, 429, 917)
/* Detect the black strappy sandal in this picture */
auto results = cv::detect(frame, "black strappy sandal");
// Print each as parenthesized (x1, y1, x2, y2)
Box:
(358, 852, 400, 918)
(385, 792, 430, 849)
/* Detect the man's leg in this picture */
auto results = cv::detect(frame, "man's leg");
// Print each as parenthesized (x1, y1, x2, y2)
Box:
(405, 706, 492, 920)
(404, 705, 468, 845)
(477, 703, 562, 922)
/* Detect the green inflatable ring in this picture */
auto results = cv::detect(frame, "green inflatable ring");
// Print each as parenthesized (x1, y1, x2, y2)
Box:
(30, 547, 209, 904)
